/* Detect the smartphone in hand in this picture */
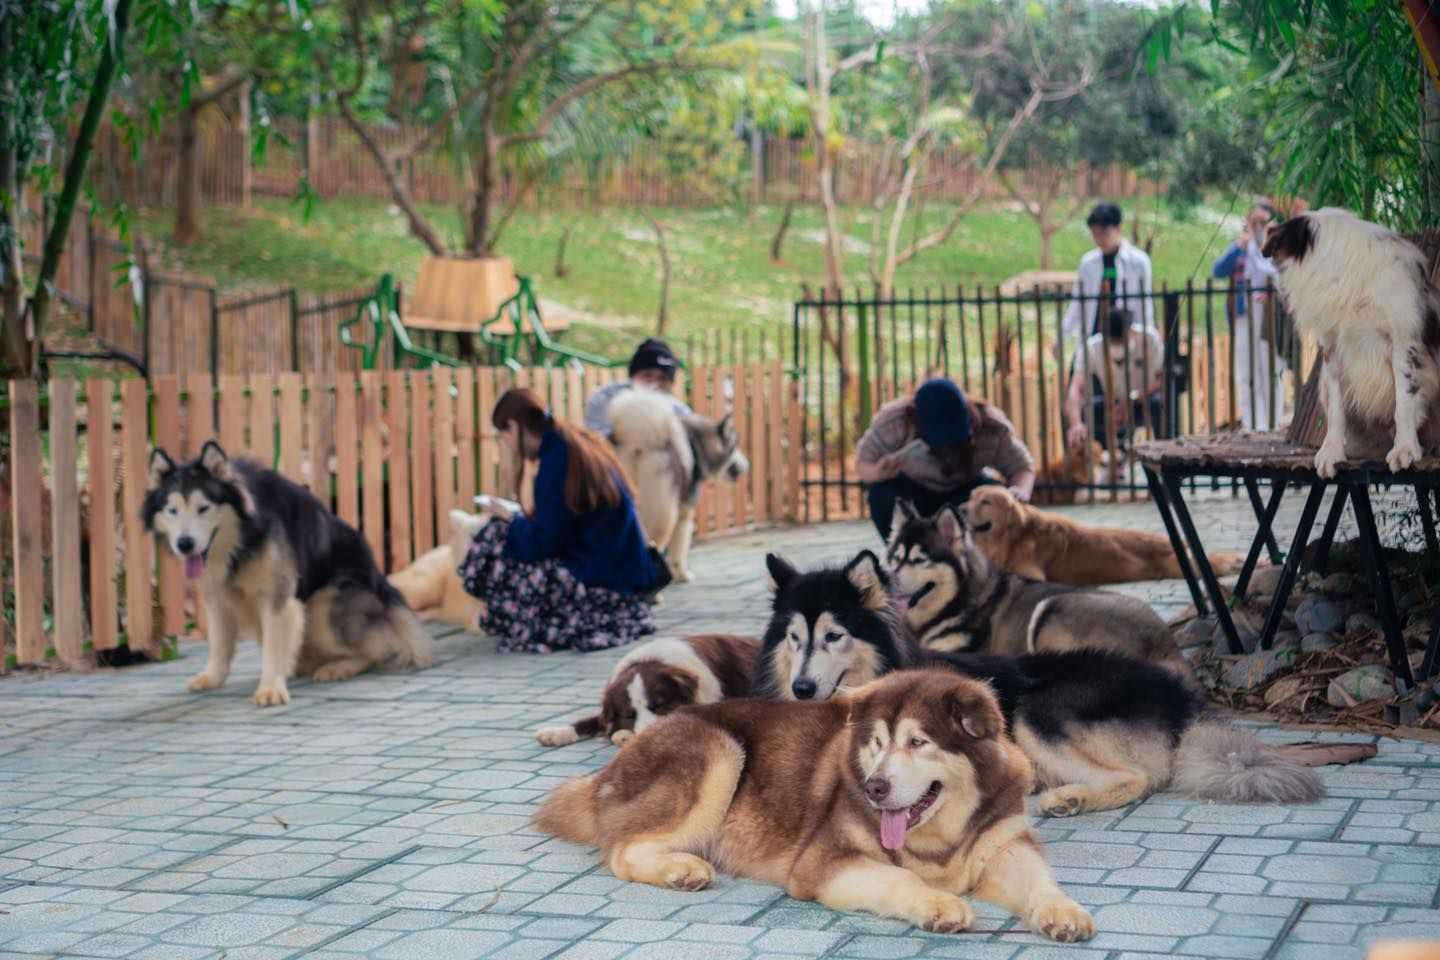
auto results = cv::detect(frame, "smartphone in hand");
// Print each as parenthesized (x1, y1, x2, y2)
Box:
(474, 494, 522, 516)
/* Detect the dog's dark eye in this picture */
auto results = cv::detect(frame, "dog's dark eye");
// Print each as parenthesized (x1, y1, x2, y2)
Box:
(196, 505, 210, 515)
(825, 631, 844, 645)
(909, 737, 927, 749)
(165, 506, 178, 515)
(787, 633, 801, 648)
(871, 735, 882, 749)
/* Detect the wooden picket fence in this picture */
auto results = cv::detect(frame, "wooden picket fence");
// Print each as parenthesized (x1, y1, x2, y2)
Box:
(2, 363, 801, 668)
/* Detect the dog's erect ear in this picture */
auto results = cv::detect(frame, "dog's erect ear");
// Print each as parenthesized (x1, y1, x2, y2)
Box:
(147, 449, 175, 490)
(198, 440, 233, 481)
(948, 680, 1003, 740)
(716, 415, 733, 439)
(765, 553, 799, 593)
(936, 505, 964, 544)
(844, 550, 890, 610)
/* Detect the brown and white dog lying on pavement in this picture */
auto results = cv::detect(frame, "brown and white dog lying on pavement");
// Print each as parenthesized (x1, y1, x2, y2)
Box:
(963, 486, 1244, 586)
(537, 669, 1095, 941)
(536, 633, 760, 747)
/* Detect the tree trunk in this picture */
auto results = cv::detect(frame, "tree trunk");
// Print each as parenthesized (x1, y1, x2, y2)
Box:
(1, 145, 25, 377)
(21, 0, 138, 380)
(554, 224, 573, 278)
(769, 201, 794, 263)
(643, 211, 671, 336)
(172, 105, 203, 243)
(1039, 223, 1055, 270)
(467, 134, 498, 257)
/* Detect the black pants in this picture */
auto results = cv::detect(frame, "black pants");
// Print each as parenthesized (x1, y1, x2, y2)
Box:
(866, 474, 1002, 542)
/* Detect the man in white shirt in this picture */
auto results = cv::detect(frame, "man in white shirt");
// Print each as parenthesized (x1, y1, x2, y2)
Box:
(1060, 203, 1156, 348)
(1065, 309, 1166, 454)
(584, 338, 693, 437)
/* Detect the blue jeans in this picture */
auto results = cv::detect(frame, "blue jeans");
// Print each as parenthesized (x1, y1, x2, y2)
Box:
(866, 474, 1002, 542)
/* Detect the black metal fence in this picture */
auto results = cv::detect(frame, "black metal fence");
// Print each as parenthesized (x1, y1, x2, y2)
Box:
(791, 281, 1311, 522)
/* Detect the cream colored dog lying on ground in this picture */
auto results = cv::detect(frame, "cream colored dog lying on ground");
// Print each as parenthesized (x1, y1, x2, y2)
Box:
(388, 510, 486, 630)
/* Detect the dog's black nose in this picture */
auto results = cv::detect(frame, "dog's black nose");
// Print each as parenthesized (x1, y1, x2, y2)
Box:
(176, 536, 195, 555)
(791, 678, 817, 700)
(864, 776, 890, 802)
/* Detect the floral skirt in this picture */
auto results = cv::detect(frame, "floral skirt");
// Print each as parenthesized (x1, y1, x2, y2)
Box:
(457, 520, 655, 654)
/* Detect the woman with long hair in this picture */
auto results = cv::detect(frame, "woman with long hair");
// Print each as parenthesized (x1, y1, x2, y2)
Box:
(458, 387, 658, 653)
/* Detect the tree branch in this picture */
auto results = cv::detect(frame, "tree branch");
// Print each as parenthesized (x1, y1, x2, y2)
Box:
(893, 87, 1043, 267)
(189, 67, 249, 111)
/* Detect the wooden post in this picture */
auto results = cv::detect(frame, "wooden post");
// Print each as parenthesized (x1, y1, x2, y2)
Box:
(10, 380, 47, 664)
(153, 375, 185, 638)
(87, 379, 118, 651)
(238, 80, 252, 209)
(50, 381, 84, 663)
(120, 378, 153, 653)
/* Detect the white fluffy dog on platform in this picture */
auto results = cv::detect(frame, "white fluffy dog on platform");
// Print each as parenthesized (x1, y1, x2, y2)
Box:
(1263, 208, 1440, 476)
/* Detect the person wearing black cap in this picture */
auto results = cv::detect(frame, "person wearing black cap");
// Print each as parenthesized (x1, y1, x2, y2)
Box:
(584, 338, 693, 437)
(1060, 203, 1155, 349)
(856, 378, 1036, 541)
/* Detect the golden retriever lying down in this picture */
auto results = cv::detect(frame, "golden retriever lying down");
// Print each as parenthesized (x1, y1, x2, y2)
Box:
(388, 510, 486, 630)
(963, 487, 1244, 586)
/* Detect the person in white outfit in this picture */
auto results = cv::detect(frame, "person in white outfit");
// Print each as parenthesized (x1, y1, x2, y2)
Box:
(1060, 203, 1157, 350)
(1234, 203, 1287, 431)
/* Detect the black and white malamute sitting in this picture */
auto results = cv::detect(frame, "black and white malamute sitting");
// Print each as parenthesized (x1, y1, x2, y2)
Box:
(143, 441, 433, 706)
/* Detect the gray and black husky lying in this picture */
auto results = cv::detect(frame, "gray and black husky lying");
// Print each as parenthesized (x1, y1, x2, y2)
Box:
(755, 551, 1325, 816)
(143, 441, 432, 706)
(884, 500, 1191, 678)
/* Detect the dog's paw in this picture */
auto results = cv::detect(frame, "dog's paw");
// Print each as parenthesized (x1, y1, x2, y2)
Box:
(536, 726, 580, 747)
(670, 567, 695, 584)
(917, 893, 975, 934)
(187, 672, 224, 692)
(1036, 787, 1087, 818)
(1386, 436, 1423, 472)
(1030, 894, 1095, 943)
(313, 661, 363, 683)
(1314, 443, 1345, 479)
(610, 729, 635, 747)
(253, 684, 291, 707)
(663, 854, 715, 891)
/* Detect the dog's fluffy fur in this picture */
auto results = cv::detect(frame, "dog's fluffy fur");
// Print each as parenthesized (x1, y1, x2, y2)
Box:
(964, 486, 1244, 585)
(142, 442, 432, 706)
(537, 670, 1094, 941)
(388, 510, 486, 630)
(536, 633, 760, 747)
(883, 502, 1192, 677)
(1263, 207, 1440, 476)
(756, 551, 1326, 815)
(609, 389, 749, 582)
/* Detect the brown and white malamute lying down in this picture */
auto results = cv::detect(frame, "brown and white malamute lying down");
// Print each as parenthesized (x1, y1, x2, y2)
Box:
(389, 510, 486, 630)
(964, 486, 1244, 585)
(885, 500, 1192, 678)
(536, 633, 759, 747)
(756, 550, 1330, 817)
(538, 670, 1095, 941)
(608, 388, 749, 583)
(143, 441, 432, 706)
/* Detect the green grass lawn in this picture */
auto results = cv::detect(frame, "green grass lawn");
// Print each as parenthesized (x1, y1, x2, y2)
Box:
(136, 195, 1241, 358)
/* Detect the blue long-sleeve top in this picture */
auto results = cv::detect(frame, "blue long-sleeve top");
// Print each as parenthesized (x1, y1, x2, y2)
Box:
(503, 428, 655, 594)
(1212, 242, 1247, 316)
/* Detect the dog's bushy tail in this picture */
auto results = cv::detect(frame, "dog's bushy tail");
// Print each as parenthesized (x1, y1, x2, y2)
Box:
(1173, 722, 1323, 805)
(535, 775, 601, 845)
(379, 604, 436, 671)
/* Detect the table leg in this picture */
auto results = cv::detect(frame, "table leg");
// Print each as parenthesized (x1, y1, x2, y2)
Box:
(1236, 479, 1288, 599)
(1311, 487, 1349, 576)
(1161, 471, 1242, 653)
(1421, 615, 1440, 684)
(1145, 467, 1206, 614)
(1245, 477, 1283, 561)
(1348, 482, 1414, 688)
(1259, 481, 1327, 651)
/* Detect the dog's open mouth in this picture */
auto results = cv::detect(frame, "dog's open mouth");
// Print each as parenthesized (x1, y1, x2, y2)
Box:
(181, 532, 217, 581)
(877, 780, 942, 851)
(969, 521, 992, 533)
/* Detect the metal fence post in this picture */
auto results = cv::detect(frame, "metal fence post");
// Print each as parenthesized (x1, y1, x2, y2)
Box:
(209, 288, 219, 377)
(856, 298, 871, 433)
(289, 287, 300, 372)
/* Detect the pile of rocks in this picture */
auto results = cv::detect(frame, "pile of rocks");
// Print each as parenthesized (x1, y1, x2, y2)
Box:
(1176, 547, 1437, 730)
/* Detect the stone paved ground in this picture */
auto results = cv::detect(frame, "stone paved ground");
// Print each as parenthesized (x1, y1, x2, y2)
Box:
(3, 492, 1439, 960)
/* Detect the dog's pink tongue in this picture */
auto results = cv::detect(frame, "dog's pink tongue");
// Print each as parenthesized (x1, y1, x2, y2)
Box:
(880, 809, 908, 851)
(894, 596, 910, 617)
(184, 555, 205, 580)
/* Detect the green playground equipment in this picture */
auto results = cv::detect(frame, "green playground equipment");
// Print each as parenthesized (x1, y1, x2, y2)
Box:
(339, 273, 619, 371)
